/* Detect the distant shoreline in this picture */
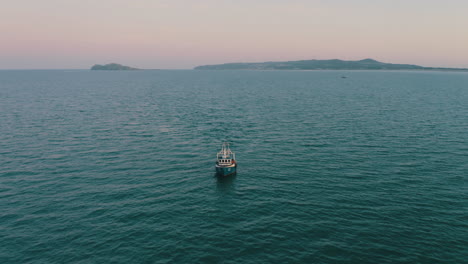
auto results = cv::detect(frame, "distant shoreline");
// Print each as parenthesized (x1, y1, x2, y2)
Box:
(194, 58, 468, 71)
(193, 68, 468, 72)
(2, 65, 468, 72)
(91, 63, 140, 70)
(1, 68, 468, 73)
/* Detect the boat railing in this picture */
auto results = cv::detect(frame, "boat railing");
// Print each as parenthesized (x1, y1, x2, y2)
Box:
(217, 152, 235, 160)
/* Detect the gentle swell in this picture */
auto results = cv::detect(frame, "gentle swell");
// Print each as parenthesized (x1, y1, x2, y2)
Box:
(1, 70, 467, 263)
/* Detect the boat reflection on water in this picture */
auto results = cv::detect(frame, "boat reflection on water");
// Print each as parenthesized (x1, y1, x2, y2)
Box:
(215, 172, 237, 193)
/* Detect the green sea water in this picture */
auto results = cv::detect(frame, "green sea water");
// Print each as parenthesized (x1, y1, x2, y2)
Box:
(1, 70, 467, 263)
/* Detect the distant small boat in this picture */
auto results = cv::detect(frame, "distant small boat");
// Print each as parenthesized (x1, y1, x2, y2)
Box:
(215, 143, 237, 176)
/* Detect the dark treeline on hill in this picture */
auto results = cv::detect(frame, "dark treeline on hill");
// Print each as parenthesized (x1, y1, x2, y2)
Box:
(91, 63, 140, 70)
(194, 59, 467, 71)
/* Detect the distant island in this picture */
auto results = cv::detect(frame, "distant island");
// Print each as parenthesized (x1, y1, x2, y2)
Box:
(194, 59, 468, 71)
(91, 63, 140, 70)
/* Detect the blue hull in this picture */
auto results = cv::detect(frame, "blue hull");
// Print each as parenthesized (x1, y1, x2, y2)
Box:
(215, 165, 237, 176)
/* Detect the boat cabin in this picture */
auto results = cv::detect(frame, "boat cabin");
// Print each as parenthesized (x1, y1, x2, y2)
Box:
(216, 143, 236, 165)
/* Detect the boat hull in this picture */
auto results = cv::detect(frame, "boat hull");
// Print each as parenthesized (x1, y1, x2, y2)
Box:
(215, 164, 237, 176)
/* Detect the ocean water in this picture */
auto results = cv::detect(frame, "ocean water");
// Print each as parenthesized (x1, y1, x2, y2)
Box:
(1, 70, 467, 263)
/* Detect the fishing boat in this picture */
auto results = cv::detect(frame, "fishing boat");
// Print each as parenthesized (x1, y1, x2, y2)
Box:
(215, 143, 237, 176)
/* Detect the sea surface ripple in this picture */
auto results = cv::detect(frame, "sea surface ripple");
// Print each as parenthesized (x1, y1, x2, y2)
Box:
(1, 70, 467, 263)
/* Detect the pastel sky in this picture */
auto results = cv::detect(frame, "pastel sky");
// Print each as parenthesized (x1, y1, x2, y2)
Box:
(1, 0, 468, 69)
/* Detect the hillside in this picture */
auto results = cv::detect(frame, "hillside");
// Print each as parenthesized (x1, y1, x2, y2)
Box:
(91, 63, 140, 70)
(194, 59, 466, 71)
